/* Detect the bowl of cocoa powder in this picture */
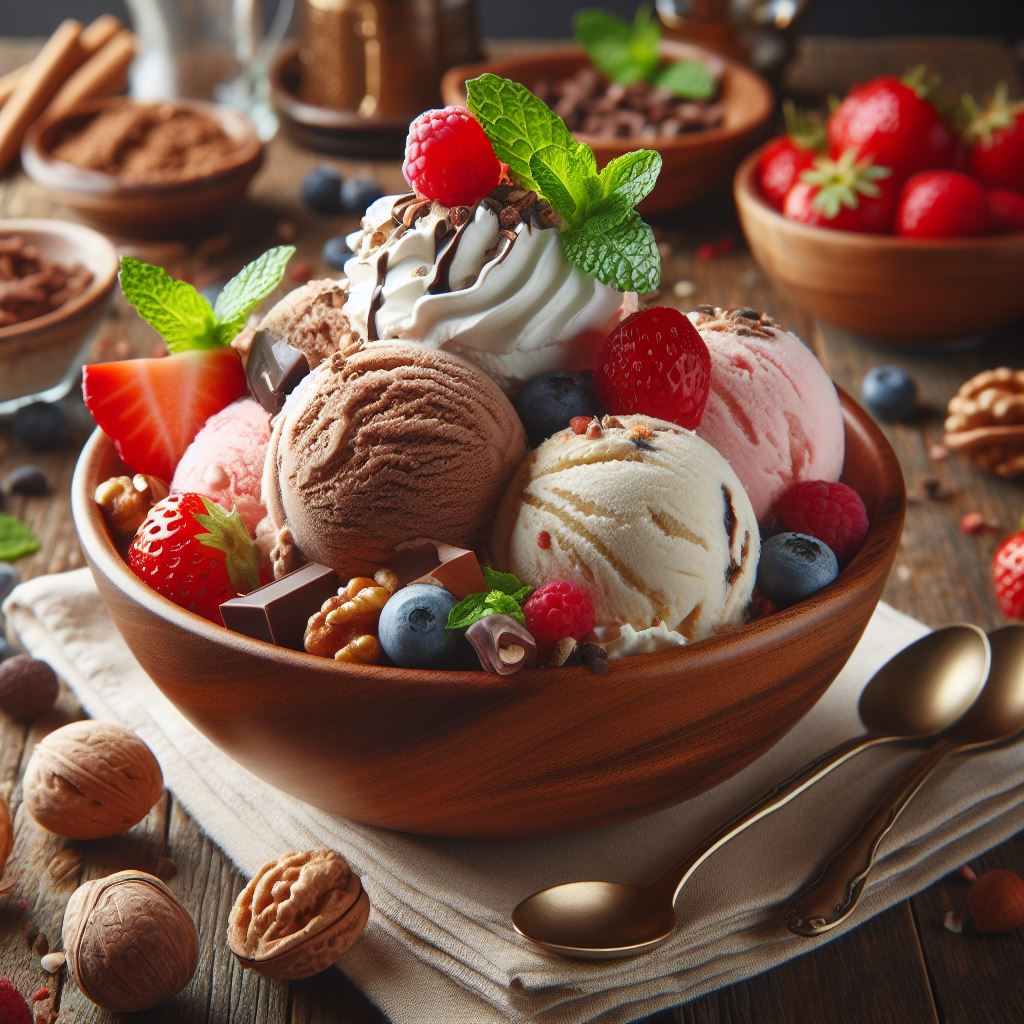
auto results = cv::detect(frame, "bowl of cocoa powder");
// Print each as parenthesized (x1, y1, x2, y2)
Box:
(442, 42, 774, 215)
(0, 219, 117, 413)
(22, 99, 263, 238)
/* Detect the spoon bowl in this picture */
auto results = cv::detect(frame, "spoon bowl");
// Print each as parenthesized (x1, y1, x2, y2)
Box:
(947, 625, 1024, 745)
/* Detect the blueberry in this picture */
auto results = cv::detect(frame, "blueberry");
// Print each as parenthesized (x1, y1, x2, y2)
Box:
(515, 372, 603, 447)
(13, 401, 69, 451)
(861, 366, 917, 422)
(378, 584, 460, 669)
(757, 532, 839, 609)
(322, 236, 354, 271)
(7, 464, 51, 497)
(302, 165, 344, 214)
(340, 178, 383, 214)
(0, 563, 20, 604)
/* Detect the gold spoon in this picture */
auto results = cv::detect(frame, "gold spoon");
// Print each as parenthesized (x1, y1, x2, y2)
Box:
(511, 624, 990, 960)
(783, 624, 1024, 936)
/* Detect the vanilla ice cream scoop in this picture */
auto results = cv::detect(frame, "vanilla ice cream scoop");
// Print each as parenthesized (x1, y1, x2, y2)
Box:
(491, 416, 760, 642)
(344, 190, 635, 391)
(262, 342, 527, 580)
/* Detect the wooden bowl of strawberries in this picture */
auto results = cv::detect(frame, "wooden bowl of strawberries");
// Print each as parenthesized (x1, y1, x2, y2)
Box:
(734, 77, 1024, 344)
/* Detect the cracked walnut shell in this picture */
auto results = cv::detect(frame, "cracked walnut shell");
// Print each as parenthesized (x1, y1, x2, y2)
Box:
(944, 368, 1024, 478)
(63, 870, 199, 1012)
(24, 721, 163, 840)
(227, 849, 370, 979)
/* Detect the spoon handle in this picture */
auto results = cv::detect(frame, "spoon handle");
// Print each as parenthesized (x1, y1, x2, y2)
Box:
(659, 733, 890, 903)
(782, 738, 957, 936)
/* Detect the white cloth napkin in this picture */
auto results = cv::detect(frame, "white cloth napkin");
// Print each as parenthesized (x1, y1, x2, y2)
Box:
(6, 570, 1024, 1024)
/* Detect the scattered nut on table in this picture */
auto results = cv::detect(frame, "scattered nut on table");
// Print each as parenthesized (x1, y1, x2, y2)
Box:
(227, 849, 370, 979)
(24, 721, 163, 839)
(944, 368, 1024, 477)
(0, 654, 59, 719)
(94, 473, 169, 537)
(967, 869, 1024, 933)
(0, 793, 12, 879)
(62, 870, 199, 1012)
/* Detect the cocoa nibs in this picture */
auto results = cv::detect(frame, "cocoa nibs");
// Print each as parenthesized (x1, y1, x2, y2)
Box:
(0, 236, 93, 328)
(533, 65, 723, 140)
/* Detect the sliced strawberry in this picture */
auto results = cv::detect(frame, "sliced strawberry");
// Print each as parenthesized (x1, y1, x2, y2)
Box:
(83, 348, 247, 481)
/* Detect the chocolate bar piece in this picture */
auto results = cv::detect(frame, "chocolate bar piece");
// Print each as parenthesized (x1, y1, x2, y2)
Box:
(466, 614, 537, 675)
(388, 540, 486, 599)
(246, 328, 310, 413)
(220, 563, 339, 650)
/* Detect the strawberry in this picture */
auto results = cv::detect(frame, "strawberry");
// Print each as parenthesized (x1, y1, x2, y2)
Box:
(963, 84, 1024, 192)
(895, 171, 991, 239)
(993, 531, 1024, 620)
(129, 492, 261, 622)
(83, 348, 248, 482)
(783, 149, 897, 234)
(988, 188, 1024, 233)
(828, 69, 957, 183)
(755, 102, 826, 210)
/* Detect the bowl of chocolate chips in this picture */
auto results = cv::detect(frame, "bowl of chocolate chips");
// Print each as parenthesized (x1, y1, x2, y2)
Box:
(442, 9, 773, 214)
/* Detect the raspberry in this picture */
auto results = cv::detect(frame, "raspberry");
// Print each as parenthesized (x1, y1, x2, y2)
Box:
(0, 978, 32, 1024)
(774, 480, 868, 564)
(523, 580, 596, 654)
(594, 307, 711, 429)
(994, 532, 1024, 619)
(402, 107, 501, 207)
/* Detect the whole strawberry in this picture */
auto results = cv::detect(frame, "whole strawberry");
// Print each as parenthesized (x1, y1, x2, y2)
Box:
(963, 84, 1024, 192)
(595, 307, 711, 429)
(988, 188, 1024, 234)
(994, 531, 1024, 619)
(774, 480, 869, 564)
(895, 171, 991, 239)
(0, 978, 31, 1024)
(755, 102, 826, 210)
(828, 69, 957, 182)
(129, 493, 261, 623)
(783, 149, 896, 234)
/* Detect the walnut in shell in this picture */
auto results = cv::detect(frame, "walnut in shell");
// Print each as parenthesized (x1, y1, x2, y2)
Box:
(227, 849, 370, 979)
(62, 870, 199, 1012)
(0, 794, 12, 879)
(24, 721, 163, 840)
(944, 367, 1024, 477)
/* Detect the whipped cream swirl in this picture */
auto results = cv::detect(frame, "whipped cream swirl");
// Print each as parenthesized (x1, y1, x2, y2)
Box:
(344, 193, 635, 391)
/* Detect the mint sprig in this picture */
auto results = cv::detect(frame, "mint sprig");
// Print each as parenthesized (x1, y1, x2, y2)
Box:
(573, 6, 716, 100)
(119, 246, 295, 354)
(0, 514, 41, 562)
(466, 74, 661, 293)
(446, 567, 534, 631)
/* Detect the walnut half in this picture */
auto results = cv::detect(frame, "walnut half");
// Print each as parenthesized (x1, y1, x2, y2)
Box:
(304, 576, 392, 663)
(227, 850, 370, 979)
(944, 367, 1024, 478)
(94, 474, 169, 537)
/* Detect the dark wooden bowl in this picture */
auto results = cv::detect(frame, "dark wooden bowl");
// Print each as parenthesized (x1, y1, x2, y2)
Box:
(441, 43, 774, 216)
(72, 392, 904, 838)
(734, 146, 1024, 344)
(22, 99, 264, 239)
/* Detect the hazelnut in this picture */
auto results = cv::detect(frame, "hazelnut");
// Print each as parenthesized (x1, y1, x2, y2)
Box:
(0, 793, 12, 879)
(227, 849, 369, 979)
(62, 870, 198, 1012)
(94, 474, 168, 538)
(967, 869, 1024, 933)
(0, 655, 59, 719)
(24, 721, 163, 840)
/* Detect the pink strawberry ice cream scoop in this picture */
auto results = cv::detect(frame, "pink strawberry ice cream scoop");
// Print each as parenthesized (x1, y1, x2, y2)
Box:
(171, 398, 272, 535)
(689, 306, 845, 522)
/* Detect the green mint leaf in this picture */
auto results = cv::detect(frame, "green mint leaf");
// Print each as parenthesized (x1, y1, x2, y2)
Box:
(599, 149, 662, 207)
(446, 593, 489, 630)
(213, 245, 296, 345)
(483, 591, 526, 623)
(119, 257, 218, 353)
(511, 584, 534, 604)
(562, 208, 661, 293)
(629, 5, 662, 77)
(0, 514, 41, 561)
(573, 6, 660, 86)
(653, 59, 717, 100)
(467, 73, 578, 195)
(482, 566, 527, 596)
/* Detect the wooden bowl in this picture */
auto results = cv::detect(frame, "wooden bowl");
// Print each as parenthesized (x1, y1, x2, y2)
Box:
(734, 146, 1024, 343)
(22, 99, 264, 239)
(0, 218, 117, 413)
(72, 392, 904, 839)
(441, 43, 774, 216)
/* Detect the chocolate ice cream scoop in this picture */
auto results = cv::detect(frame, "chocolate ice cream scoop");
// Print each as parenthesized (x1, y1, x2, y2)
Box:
(262, 342, 527, 580)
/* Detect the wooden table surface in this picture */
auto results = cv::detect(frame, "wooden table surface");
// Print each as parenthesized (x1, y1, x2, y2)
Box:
(1, 33, 1022, 1024)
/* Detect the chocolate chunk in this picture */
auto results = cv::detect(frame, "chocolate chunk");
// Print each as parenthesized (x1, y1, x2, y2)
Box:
(246, 328, 310, 413)
(466, 615, 537, 675)
(220, 563, 339, 650)
(388, 540, 486, 599)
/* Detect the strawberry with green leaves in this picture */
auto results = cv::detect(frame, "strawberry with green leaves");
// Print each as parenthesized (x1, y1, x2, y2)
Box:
(129, 492, 262, 622)
(783, 148, 896, 234)
(755, 101, 827, 210)
(82, 246, 294, 481)
(963, 83, 1024, 193)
